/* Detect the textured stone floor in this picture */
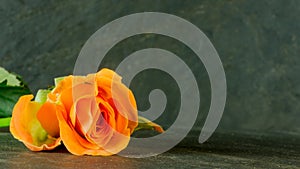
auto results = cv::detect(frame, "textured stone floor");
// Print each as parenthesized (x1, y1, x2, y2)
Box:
(1, 130, 299, 169)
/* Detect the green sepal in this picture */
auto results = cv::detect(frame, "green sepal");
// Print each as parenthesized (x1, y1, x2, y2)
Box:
(54, 77, 65, 86)
(35, 89, 51, 103)
(134, 116, 164, 133)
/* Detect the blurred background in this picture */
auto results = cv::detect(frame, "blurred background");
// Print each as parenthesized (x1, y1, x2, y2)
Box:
(0, 0, 299, 136)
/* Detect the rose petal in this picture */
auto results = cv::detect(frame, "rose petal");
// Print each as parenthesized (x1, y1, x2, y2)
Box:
(73, 97, 97, 135)
(56, 105, 112, 156)
(85, 99, 115, 148)
(37, 102, 60, 137)
(96, 71, 138, 133)
(10, 95, 61, 151)
(100, 129, 130, 154)
(96, 68, 122, 83)
(52, 75, 98, 113)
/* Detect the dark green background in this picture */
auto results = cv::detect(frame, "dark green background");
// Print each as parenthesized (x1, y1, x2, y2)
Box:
(0, 0, 299, 135)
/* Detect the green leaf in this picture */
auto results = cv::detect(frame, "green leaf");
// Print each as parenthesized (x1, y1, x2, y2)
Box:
(0, 67, 23, 86)
(134, 116, 164, 133)
(0, 85, 31, 118)
(0, 67, 31, 118)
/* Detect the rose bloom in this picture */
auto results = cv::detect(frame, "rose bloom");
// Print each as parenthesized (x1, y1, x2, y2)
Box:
(10, 68, 138, 156)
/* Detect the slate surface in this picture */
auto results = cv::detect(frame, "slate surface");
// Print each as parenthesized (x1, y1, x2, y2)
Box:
(1, 131, 300, 169)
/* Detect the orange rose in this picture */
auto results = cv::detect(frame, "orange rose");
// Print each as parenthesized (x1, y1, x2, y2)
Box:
(48, 68, 138, 155)
(10, 68, 146, 156)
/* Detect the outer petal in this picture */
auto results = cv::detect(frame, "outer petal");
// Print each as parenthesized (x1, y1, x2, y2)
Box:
(56, 104, 112, 156)
(10, 95, 61, 151)
(110, 86, 138, 134)
(100, 130, 130, 154)
(37, 102, 60, 137)
(49, 75, 98, 112)
(96, 68, 122, 83)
